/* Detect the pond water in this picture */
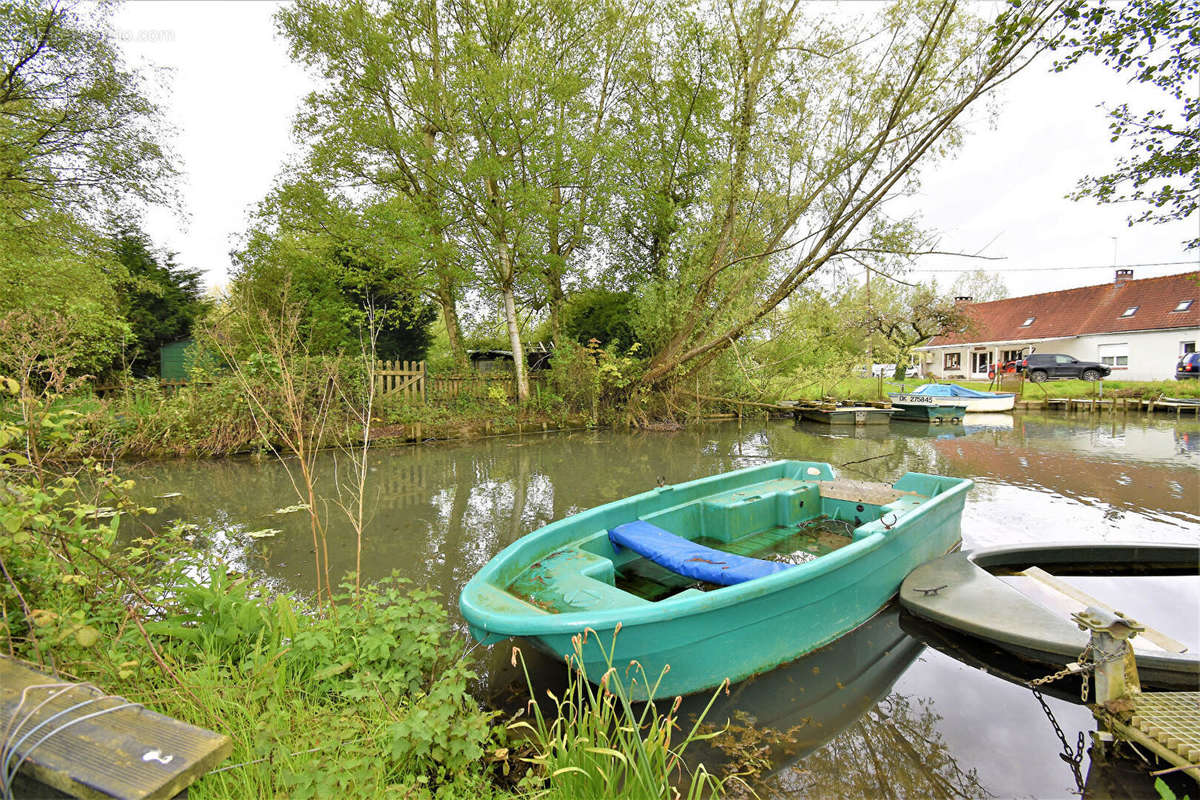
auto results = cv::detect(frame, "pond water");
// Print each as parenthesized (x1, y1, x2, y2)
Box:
(131, 412, 1200, 799)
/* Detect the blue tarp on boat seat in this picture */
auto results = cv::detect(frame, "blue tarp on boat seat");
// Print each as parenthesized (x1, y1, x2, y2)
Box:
(911, 383, 1010, 399)
(609, 520, 790, 586)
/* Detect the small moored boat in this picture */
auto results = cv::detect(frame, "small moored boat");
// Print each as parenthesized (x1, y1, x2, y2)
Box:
(900, 543, 1200, 690)
(887, 392, 969, 423)
(460, 461, 972, 698)
(799, 405, 894, 425)
(910, 383, 1016, 412)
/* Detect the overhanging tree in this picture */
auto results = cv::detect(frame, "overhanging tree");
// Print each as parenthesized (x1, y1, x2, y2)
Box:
(632, 0, 1070, 388)
(1053, 0, 1198, 249)
(0, 0, 175, 236)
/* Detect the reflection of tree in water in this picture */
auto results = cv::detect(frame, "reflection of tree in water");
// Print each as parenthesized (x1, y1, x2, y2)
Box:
(711, 693, 988, 800)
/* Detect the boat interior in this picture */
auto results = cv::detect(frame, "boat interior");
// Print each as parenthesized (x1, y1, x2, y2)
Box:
(506, 476, 936, 613)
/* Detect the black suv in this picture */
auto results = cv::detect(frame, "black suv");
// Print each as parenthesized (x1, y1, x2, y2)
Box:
(1177, 352, 1200, 379)
(1018, 353, 1112, 382)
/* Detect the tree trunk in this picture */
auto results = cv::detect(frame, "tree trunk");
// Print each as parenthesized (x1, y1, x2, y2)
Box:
(435, 281, 468, 369)
(502, 284, 529, 403)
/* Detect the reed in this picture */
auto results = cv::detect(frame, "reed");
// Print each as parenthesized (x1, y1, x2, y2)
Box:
(509, 628, 728, 799)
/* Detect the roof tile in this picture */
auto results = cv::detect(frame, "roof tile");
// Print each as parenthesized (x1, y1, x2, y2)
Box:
(926, 271, 1200, 347)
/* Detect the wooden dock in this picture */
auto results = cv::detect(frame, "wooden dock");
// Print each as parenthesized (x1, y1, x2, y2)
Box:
(1016, 396, 1200, 418)
(1, 656, 232, 799)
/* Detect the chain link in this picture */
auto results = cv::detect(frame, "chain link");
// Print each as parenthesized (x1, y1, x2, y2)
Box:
(1026, 638, 1135, 793)
(1032, 687, 1087, 793)
(1024, 641, 1128, 696)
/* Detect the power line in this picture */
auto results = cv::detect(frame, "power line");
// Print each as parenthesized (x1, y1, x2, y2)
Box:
(910, 259, 1197, 273)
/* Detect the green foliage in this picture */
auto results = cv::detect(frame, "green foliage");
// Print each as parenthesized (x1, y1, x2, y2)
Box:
(510, 632, 726, 799)
(1054, 0, 1198, 248)
(0, 389, 502, 797)
(233, 191, 439, 362)
(0, 0, 176, 229)
(950, 269, 1009, 303)
(110, 226, 208, 377)
(857, 280, 972, 379)
(0, 260, 132, 381)
(562, 290, 639, 352)
(1153, 776, 1190, 800)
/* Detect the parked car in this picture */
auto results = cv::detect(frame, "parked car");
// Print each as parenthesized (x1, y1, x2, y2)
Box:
(870, 363, 920, 378)
(1017, 353, 1112, 382)
(1177, 352, 1200, 380)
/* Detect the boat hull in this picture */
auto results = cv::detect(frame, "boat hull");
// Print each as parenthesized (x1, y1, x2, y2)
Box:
(900, 543, 1200, 690)
(460, 461, 972, 699)
(960, 395, 1016, 412)
(799, 407, 894, 425)
(910, 384, 1016, 412)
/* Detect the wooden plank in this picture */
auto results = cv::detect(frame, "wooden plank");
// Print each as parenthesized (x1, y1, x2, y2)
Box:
(818, 480, 918, 506)
(1, 657, 231, 800)
(1018, 567, 1188, 653)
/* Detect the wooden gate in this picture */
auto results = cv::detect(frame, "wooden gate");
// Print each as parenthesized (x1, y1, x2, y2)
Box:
(376, 360, 425, 400)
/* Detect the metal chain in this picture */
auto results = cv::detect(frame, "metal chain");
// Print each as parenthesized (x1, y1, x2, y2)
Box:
(1031, 688, 1087, 793)
(1024, 641, 1128, 696)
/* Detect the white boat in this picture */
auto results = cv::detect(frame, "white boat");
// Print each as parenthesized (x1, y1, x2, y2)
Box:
(910, 383, 1016, 413)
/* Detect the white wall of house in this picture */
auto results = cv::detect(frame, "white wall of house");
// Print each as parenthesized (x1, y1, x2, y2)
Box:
(1074, 328, 1199, 381)
(918, 327, 1199, 381)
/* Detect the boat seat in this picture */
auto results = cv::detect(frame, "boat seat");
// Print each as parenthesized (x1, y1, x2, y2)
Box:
(507, 548, 650, 613)
(609, 520, 790, 586)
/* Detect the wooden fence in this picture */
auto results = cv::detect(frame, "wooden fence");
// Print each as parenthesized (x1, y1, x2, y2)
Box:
(375, 360, 425, 400)
(375, 362, 541, 403)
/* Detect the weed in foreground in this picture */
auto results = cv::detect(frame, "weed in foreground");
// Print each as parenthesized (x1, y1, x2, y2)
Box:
(507, 628, 729, 799)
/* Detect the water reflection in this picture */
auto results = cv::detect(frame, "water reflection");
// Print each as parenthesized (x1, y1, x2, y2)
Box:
(682, 607, 994, 799)
(127, 411, 1199, 799)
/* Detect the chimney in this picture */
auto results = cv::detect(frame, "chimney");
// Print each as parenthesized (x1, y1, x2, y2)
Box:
(954, 296, 973, 304)
(1115, 268, 1133, 287)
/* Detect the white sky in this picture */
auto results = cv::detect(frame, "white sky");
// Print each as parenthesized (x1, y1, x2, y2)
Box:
(113, 1, 1198, 299)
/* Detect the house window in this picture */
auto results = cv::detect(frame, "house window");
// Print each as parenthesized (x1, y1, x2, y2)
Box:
(1098, 342, 1129, 369)
(943, 352, 961, 370)
(1183, 342, 1197, 354)
(1174, 300, 1194, 312)
(1001, 349, 1023, 363)
(1120, 306, 1138, 317)
(1020, 317, 1035, 327)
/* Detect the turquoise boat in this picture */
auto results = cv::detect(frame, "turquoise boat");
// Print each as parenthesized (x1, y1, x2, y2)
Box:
(459, 460, 973, 699)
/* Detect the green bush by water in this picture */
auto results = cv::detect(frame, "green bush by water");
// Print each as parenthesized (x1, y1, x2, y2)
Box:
(0, 388, 730, 798)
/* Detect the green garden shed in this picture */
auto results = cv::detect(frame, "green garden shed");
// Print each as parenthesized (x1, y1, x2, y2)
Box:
(159, 338, 195, 382)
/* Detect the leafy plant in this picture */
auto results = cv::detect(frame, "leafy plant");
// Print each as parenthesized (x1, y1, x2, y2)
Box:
(509, 629, 727, 799)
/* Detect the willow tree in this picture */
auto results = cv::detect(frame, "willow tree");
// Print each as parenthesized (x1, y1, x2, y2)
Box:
(437, 0, 646, 401)
(279, 0, 472, 368)
(628, 0, 1070, 388)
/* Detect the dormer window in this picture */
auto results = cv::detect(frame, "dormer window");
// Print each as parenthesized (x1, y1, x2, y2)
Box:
(1173, 300, 1194, 312)
(1120, 306, 1138, 317)
(1020, 317, 1035, 327)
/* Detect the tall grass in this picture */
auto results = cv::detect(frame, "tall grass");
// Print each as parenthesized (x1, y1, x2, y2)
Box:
(509, 628, 728, 799)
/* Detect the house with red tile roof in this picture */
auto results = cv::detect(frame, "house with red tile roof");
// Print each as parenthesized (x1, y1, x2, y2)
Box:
(915, 270, 1200, 381)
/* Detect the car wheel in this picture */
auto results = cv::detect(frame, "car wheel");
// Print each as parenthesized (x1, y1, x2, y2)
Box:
(1081, 369, 1101, 381)
(1029, 370, 1048, 383)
